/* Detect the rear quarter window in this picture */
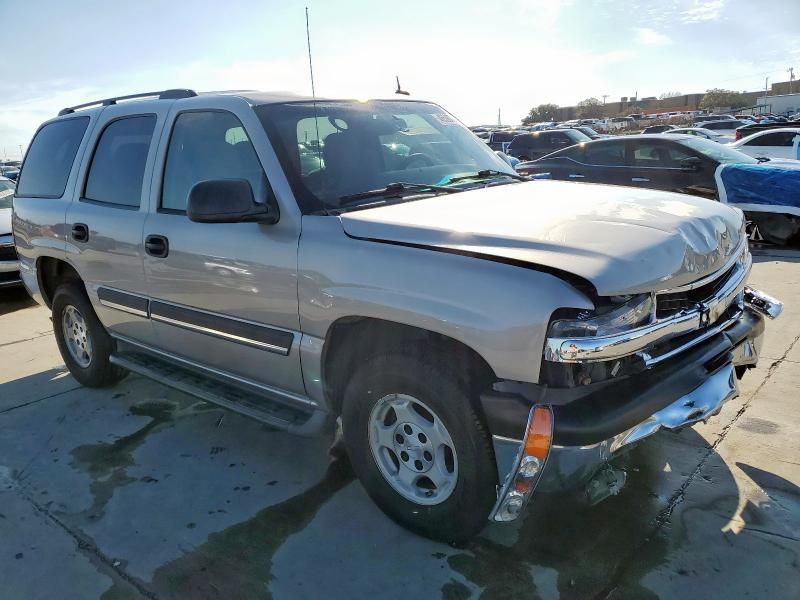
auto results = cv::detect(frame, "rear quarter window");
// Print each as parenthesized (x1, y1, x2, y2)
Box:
(16, 117, 90, 198)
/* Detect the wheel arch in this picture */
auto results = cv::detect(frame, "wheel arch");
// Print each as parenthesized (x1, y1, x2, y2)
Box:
(37, 256, 82, 308)
(321, 316, 497, 416)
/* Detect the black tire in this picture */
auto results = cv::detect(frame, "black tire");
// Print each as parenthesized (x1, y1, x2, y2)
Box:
(52, 283, 127, 387)
(341, 354, 497, 543)
(748, 212, 800, 246)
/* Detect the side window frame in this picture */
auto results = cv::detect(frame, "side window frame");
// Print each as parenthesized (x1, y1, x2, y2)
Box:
(80, 113, 157, 211)
(15, 115, 91, 199)
(158, 108, 273, 215)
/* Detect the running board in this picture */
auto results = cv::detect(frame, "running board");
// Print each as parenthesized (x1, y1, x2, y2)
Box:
(110, 351, 315, 431)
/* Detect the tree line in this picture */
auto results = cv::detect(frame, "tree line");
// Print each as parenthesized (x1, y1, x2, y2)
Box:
(521, 89, 751, 124)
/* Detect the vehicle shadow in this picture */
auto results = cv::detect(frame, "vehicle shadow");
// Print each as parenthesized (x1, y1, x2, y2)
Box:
(0, 286, 36, 316)
(0, 366, 789, 600)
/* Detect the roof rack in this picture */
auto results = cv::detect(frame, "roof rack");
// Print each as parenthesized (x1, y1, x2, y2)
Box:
(58, 88, 197, 116)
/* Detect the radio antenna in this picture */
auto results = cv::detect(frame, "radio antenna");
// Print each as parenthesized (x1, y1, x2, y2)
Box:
(305, 7, 323, 171)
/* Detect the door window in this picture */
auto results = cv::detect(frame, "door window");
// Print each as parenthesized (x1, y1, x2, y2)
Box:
(584, 142, 625, 166)
(161, 111, 269, 212)
(631, 142, 692, 167)
(84, 115, 156, 207)
(745, 132, 796, 147)
(16, 117, 89, 198)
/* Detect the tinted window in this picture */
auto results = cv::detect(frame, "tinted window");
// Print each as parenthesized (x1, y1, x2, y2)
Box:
(746, 132, 797, 147)
(631, 141, 692, 167)
(16, 117, 89, 197)
(84, 116, 156, 207)
(584, 141, 625, 165)
(162, 111, 269, 212)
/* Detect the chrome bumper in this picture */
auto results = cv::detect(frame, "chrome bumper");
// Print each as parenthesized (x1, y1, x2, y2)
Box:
(490, 288, 782, 522)
(0, 259, 20, 274)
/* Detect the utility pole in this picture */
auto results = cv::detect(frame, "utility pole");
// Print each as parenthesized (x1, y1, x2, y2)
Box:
(497, 107, 501, 126)
(764, 77, 769, 100)
(789, 67, 795, 94)
(18, 145, 23, 160)
(601, 95, 608, 105)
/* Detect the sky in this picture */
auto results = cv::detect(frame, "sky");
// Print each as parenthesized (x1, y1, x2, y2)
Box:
(2, 0, 799, 158)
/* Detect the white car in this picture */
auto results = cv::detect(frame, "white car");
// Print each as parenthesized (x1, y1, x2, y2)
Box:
(728, 128, 800, 161)
(664, 127, 733, 144)
(0, 176, 21, 288)
(701, 119, 755, 137)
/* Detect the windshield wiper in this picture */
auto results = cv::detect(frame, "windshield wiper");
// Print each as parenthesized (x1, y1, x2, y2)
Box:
(338, 182, 458, 205)
(442, 169, 528, 185)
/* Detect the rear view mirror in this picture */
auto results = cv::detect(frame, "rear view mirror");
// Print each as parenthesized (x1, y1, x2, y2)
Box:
(187, 179, 279, 224)
(680, 157, 703, 172)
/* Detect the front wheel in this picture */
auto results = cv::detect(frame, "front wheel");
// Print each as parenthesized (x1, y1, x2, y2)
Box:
(52, 283, 127, 387)
(341, 354, 497, 543)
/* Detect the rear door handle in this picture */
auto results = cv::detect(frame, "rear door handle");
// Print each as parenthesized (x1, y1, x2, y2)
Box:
(568, 174, 585, 179)
(145, 234, 169, 258)
(631, 177, 650, 182)
(71, 223, 89, 243)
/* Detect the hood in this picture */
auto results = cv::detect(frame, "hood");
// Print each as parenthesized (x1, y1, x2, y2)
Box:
(0, 208, 11, 237)
(339, 180, 745, 296)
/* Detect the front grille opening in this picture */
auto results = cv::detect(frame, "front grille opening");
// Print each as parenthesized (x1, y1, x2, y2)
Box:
(656, 263, 737, 319)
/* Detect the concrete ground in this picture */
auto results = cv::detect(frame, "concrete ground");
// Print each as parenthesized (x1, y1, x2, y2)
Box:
(1, 247, 798, 600)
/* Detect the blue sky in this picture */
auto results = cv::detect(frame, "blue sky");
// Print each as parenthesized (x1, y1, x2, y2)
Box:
(2, 0, 799, 158)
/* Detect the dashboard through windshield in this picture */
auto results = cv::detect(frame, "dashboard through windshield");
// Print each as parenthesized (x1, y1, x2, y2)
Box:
(256, 100, 515, 213)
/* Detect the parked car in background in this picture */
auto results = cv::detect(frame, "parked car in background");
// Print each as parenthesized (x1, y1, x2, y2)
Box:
(643, 124, 677, 134)
(699, 119, 753, 137)
(515, 134, 759, 199)
(0, 165, 20, 181)
(734, 119, 800, 141)
(664, 127, 733, 143)
(505, 129, 590, 161)
(487, 130, 525, 152)
(728, 128, 800, 161)
(694, 114, 735, 123)
(0, 176, 21, 288)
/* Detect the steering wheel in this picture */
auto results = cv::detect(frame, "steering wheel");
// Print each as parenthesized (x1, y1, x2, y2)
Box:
(405, 153, 435, 169)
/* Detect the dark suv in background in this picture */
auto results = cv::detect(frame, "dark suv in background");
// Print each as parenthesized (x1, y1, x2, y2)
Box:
(506, 129, 590, 161)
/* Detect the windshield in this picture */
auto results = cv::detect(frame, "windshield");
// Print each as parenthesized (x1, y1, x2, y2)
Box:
(676, 136, 758, 164)
(0, 179, 14, 209)
(255, 100, 515, 212)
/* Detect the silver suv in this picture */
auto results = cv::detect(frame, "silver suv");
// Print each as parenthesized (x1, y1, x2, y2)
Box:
(12, 89, 782, 542)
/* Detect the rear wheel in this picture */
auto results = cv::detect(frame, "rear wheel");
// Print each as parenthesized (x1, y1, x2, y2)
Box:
(52, 283, 127, 387)
(341, 354, 497, 543)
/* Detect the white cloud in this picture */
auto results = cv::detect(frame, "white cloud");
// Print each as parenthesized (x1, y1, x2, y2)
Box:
(681, 0, 725, 23)
(634, 27, 672, 45)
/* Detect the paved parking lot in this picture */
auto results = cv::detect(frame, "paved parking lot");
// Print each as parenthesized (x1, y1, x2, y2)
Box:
(1, 247, 799, 600)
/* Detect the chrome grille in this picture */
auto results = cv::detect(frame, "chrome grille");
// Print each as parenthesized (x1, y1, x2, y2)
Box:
(656, 262, 739, 319)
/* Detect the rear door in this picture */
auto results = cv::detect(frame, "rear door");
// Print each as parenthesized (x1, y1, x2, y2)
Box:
(576, 139, 630, 185)
(66, 103, 168, 344)
(142, 98, 305, 396)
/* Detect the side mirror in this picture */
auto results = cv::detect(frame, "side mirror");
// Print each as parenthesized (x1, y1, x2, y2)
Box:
(680, 157, 703, 172)
(187, 179, 279, 224)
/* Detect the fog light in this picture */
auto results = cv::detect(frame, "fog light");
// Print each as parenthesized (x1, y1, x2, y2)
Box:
(491, 405, 553, 522)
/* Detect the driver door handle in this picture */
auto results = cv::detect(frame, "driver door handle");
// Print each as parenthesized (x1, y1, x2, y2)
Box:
(145, 234, 169, 258)
(631, 177, 650, 182)
(568, 174, 585, 179)
(71, 223, 89, 243)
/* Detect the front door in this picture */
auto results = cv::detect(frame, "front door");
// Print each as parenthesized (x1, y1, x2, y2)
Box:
(625, 139, 696, 194)
(142, 106, 305, 396)
(66, 103, 169, 344)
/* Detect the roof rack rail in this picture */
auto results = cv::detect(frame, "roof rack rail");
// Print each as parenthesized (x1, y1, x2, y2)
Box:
(58, 89, 197, 116)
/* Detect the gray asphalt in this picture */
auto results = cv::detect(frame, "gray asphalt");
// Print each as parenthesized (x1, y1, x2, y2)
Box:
(1, 248, 798, 599)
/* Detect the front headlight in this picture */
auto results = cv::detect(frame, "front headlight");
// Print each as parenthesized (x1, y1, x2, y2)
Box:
(548, 294, 655, 338)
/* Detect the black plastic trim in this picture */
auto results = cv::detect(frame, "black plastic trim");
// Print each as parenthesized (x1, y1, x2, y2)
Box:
(97, 287, 149, 315)
(149, 300, 294, 355)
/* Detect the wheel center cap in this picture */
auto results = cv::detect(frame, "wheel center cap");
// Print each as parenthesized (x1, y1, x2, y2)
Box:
(393, 422, 434, 473)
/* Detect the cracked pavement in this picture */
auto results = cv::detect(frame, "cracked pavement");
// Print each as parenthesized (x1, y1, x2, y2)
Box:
(1, 248, 798, 599)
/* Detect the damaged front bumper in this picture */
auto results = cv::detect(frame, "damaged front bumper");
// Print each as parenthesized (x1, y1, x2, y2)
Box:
(485, 287, 782, 523)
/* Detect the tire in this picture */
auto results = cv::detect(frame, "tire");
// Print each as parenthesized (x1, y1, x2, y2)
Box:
(748, 213, 800, 246)
(52, 283, 127, 387)
(341, 354, 497, 543)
